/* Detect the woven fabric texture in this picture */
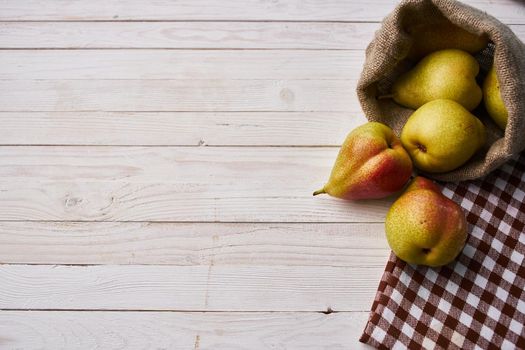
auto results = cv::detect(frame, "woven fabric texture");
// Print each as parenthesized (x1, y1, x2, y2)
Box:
(360, 153, 525, 349)
(356, 0, 525, 182)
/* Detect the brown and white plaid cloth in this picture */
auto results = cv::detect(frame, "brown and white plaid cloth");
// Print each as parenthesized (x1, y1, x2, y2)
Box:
(360, 153, 525, 349)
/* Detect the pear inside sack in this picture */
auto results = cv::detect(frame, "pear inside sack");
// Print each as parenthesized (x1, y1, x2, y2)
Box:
(313, 14, 515, 267)
(355, 0, 525, 182)
(378, 19, 509, 174)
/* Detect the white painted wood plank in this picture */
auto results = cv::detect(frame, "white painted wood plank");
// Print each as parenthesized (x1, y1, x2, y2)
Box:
(0, 79, 356, 112)
(1, 22, 523, 49)
(0, 49, 365, 143)
(0, 50, 362, 80)
(0, 311, 374, 350)
(0, 112, 364, 146)
(0, 146, 348, 184)
(0, 222, 389, 266)
(0, 264, 382, 311)
(0, 0, 523, 23)
(0, 147, 393, 222)
(0, 22, 376, 49)
(0, 180, 393, 222)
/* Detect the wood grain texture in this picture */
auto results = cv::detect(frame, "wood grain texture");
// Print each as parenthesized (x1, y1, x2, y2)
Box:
(0, 111, 364, 146)
(0, 146, 343, 183)
(0, 146, 393, 222)
(0, 22, 376, 49)
(0, 311, 374, 350)
(0, 49, 364, 144)
(0, 264, 382, 311)
(0, 0, 523, 23)
(0, 0, 515, 347)
(0, 79, 357, 112)
(0, 50, 362, 80)
(1, 22, 523, 49)
(0, 222, 389, 266)
(0, 181, 390, 223)
(0, 180, 393, 222)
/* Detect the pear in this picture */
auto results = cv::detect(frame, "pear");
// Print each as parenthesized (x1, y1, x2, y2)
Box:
(388, 49, 482, 111)
(483, 65, 508, 130)
(314, 122, 412, 200)
(400, 99, 486, 173)
(385, 176, 468, 267)
(407, 21, 488, 60)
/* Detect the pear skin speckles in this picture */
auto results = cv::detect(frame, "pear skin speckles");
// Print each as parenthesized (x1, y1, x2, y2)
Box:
(483, 65, 508, 130)
(385, 177, 467, 267)
(392, 49, 482, 111)
(400, 99, 486, 173)
(314, 122, 413, 200)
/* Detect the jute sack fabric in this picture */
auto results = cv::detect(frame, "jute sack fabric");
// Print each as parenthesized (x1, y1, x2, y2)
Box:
(357, 0, 525, 182)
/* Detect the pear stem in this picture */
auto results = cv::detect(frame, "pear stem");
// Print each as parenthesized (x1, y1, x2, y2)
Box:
(313, 189, 326, 196)
(377, 94, 394, 100)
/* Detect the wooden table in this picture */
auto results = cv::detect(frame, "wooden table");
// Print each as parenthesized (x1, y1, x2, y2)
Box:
(0, 1, 522, 348)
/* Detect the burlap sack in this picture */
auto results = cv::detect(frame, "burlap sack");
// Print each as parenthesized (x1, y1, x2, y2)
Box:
(357, 0, 525, 182)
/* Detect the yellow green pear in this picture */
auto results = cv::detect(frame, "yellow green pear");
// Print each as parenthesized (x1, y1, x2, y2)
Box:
(385, 176, 468, 267)
(400, 99, 486, 173)
(313, 122, 413, 200)
(407, 21, 488, 60)
(388, 49, 482, 111)
(483, 65, 508, 130)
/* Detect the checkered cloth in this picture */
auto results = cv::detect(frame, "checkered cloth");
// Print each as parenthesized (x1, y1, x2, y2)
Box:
(360, 153, 525, 349)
